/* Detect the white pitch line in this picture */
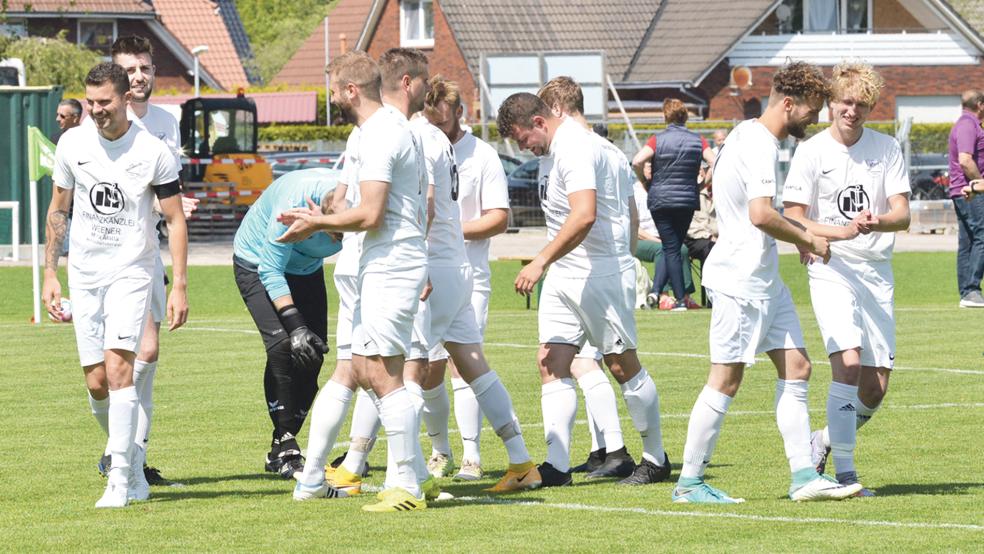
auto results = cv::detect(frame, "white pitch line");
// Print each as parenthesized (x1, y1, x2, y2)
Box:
(448, 497, 984, 532)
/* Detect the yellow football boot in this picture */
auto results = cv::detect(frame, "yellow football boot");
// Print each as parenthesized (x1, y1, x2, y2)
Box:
(325, 464, 362, 496)
(362, 487, 427, 512)
(484, 461, 542, 493)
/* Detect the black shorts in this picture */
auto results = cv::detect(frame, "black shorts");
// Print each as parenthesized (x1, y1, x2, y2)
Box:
(233, 256, 328, 351)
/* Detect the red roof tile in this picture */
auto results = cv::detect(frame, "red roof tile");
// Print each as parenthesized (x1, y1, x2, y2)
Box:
(272, 0, 373, 86)
(5, 1, 154, 13)
(153, 0, 249, 90)
(153, 90, 318, 123)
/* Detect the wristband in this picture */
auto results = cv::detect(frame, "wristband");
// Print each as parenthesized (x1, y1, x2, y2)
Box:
(276, 304, 306, 334)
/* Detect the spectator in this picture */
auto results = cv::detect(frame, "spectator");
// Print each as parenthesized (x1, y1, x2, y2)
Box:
(632, 180, 697, 309)
(56, 98, 82, 135)
(712, 129, 727, 155)
(632, 98, 714, 311)
(947, 90, 984, 308)
(686, 164, 717, 266)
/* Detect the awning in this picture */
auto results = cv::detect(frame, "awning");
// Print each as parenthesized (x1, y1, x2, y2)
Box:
(152, 90, 318, 124)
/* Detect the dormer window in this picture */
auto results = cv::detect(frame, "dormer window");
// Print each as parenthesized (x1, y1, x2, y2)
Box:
(777, 0, 871, 34)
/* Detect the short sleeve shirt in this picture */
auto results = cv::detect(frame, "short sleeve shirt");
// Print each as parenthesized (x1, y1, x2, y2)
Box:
(947, 110, 984, 195)
(700, 119, 783, 299)
(411, 117, 467, 267)
(453, 132, 509, 284)
(784, 128, 910, 262)
(53, 123, 179, 288)
(335, 127, 364, 277)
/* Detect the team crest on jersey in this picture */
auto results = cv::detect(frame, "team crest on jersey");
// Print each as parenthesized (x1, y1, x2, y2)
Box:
(836, 184, 869, 219)
(90, 182, 125, 216)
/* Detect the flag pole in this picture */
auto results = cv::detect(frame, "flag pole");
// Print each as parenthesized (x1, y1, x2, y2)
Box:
(29, 178, 41, 325)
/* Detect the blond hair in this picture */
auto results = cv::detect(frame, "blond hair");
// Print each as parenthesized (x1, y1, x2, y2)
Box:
(425, 75, 461, 110)
(326, 51, 381, 102)
(378, 47, 429, 92)
(830, 62, 884, 106)
(538, 76, 583, 115)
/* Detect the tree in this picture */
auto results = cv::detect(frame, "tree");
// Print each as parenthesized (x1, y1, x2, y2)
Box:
(1, 31, 102, 93)
(234, 0, 330, 82)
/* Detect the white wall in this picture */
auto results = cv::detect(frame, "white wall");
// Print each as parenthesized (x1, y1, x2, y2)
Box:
(895, 95, 960, 123)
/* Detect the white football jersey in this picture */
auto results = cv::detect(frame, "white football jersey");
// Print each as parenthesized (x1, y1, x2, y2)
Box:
(335, 126, 364, 277)
(411, 117, 467, 267)
(53, 123, 180, 288)
(453, 132, 509, 288)
(701, 119, 783, 299)
(356, 106, 427, 267)
(538, 117, 629, 277)
(783, 128, 911, 262)
(82, 104, 180, 167)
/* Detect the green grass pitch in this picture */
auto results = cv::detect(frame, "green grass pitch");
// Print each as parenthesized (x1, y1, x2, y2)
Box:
(1, 252, 982, 551)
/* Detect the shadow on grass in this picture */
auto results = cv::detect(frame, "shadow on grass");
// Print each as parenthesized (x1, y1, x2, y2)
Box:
(873, 482, 984, 496)
(149, 487, 289, 502)
(428, 495, 547, 510)
(164, 473, 275, 486)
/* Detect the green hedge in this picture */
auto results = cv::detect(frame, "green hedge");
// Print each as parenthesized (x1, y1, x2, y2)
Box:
(260, 123, 354, 142)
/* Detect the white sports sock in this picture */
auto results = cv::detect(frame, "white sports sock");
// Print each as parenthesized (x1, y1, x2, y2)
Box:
(299, 381, 353, 485)
(775, 379, 814, 473)
(421, 384, 452, 457)
(541, 378, 576, 472)
(404, 379, 425, 415)
(107, 387, 139, 472)
(452, 377, 482, 463)
(133, 360, 157, 452)
(378, 387, 423, 497)
(856, 399, 880, 430)
(471, 371, 530, 465)
(680, 385, 733, 479)
(577, 369, 623, 452)
(341, 388, 380, 475)
(619, 368, 665, 464)
(88, 392, 109, 435)
(826, 381, 858, 475)
(401, 380, 432, 479)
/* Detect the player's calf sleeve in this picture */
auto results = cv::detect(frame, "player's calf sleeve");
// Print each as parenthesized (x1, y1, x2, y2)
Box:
(578, 369, 624, 453)
(541, 378, 577, 472)
(133, 360, 156, 451)
(378, 388, 423, 497)
(680, 385, 732, 479)
(88, 391, 110, 436)
(299, 381, 353, 485)
(827, 382, 858, 475)
(619, 368, 665, 465)
(421, 384, 452, 457)
(107, 387, 139, 472)
(471, 371, 530, 464)
(452, 377, 482, 463)
(775, 379, 813, 473)
(267, 342, 296, 442)
(856, 399, 880, 430)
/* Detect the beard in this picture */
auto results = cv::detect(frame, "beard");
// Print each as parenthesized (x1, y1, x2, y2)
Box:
(335, 100, 357, 124)
(787, 119, 809, 139)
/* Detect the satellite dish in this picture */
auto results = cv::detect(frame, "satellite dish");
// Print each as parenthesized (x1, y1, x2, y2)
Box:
(730, 66, 753, 89)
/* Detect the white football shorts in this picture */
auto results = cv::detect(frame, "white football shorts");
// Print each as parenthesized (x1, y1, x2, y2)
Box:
(708, 285, 805, 366)
(333, 273, 358, 361)
(352, 262, 426, 358)
(538, 267, 637, 355)
(150, 256, 167, 323)
(70, 274, 152, 367)
(429, 269, 489, 362)
(808, 256, 896, 369)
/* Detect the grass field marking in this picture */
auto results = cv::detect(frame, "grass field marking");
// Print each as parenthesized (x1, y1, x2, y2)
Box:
(447, 497, 984, 532)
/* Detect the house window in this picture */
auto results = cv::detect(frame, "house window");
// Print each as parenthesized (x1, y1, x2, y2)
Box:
(78, 20, 117, 57)
(0, 19, 27, 38)
(780, 0, 871, 33)
(400, 0, 434, 48)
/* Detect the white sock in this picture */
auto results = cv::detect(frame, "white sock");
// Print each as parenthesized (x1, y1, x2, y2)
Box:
(680, 385, 733, 479)
(133, 360, 157, 453)
(857, 399, 880, 430)
(826, 381, 858, 475)
(775, 379, 814, 473)
(422, 384, 452, 457)
(471, 371, 530, 465)
(541, 378, 576, 472)
(88, 392, 109, 435)
(452, 377, 482, 463)
(401, 380, 432, 479)
(299, 381, 353, 485)
(619, 368, 665, 465)
(577, 369, 623, 452)
(378, 387, 422, 497)
(107, 387, 139, 473)
(404, 379, 425, 415)
(341, 388, 380, 475)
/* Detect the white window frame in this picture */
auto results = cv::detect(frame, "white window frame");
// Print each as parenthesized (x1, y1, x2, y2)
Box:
(801, 0, 872, 33)
(77, 19, 118, 59)
(400, 0, 434, 48)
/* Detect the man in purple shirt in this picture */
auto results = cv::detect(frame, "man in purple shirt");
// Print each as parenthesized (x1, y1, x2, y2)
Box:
(948, 90, 984, 308)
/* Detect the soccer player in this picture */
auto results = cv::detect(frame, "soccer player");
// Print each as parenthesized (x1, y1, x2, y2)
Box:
(281, 51, 430, 512)
(232, 168, 338, 479)
(536, 76, 640, 481)
(671, 62, 862, 504)
(42, 62, 188, 507)
(423, 78, 511, 481)
(783, 62, 910, 496)
(498, 92, 669, 487)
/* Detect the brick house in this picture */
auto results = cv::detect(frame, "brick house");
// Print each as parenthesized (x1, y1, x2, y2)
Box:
(279, 0, 984, 124)
(1, 0, 253, 91)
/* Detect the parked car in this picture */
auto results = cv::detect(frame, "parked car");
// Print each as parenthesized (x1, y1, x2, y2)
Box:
(909, 153, 949, 200)
(265, 151, 343, 179)
(499, 153, 522, 176)
(506, 158, 544, 227)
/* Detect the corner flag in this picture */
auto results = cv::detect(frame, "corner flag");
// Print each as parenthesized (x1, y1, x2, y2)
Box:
(28, 126, 56, 181)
